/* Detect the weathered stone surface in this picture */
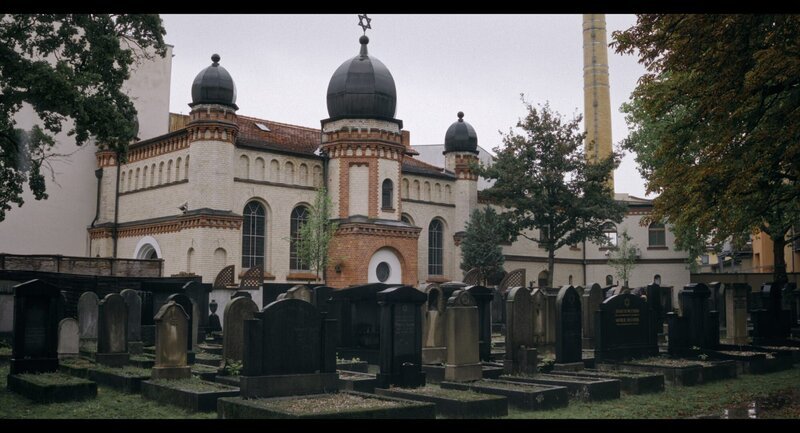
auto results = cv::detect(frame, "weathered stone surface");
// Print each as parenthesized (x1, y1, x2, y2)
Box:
(582, 283, 603, 347)
(57, 318, 79, 358)
(77, 291, 99, 341)
(724, 283, 750, 345)
(445, 290, 481, 382)
(166, 293, 194, 352)
(96, 293, 129, 366)
(151, 300, 191, 380)
(277, 285, 312, 303)
(376, 286, 427, 389)
(222, 296, 259, 367)
(120, 289, 142, 342)
(10, 279, 61, 375)
(422, 283, 446, 365)
(505, 287, 536, 374)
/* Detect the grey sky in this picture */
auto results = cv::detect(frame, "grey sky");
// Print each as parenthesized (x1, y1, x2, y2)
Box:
(160, 14, 649, 198)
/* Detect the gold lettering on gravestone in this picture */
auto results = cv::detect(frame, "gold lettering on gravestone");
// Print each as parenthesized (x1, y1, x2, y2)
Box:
(614, 308, 640, 326)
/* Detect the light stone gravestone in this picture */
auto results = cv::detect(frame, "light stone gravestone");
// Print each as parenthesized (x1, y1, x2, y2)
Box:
(276, 285, 313, 303)
(57, 318, 79, 359)
(77, 291, 99, 349)
(444, 290, 482, 382)
(724, 283, 750, 345)
(221, 296, 259, 371)
(531, 288, 547, 345)
(422, 283, 447, 365)
(151, 301, 192, 380)
(120, 289, 143, 354)
(582, 283, 603, 349)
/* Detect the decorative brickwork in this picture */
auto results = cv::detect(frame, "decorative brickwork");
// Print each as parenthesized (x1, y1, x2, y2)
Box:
(96, 151, 118, 167)
(88, 213, 242, 240)
(453, 154, 478, 180)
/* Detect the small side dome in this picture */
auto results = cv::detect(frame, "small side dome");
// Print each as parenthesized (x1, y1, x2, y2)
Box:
(190, 54, 238, 109)
(326, 36, 397, 121)
(444, 111, 478, 154)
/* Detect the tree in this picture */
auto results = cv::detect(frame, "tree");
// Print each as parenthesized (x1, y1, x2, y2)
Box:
(460, 206, 509, 286)
(294, 187, 338, 280)
(477, 98, 627, 288)
(607, 228, 638, 288)
(0, 14, 167, 221)
(613, 15, 800, 285)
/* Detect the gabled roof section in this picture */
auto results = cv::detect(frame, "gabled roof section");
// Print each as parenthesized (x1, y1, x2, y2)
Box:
(236, 114, 321, 157)
(402, 156, 455, 180)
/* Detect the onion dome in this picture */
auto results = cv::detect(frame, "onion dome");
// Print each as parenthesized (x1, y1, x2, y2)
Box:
(190, 54, 238, 109)
(326, 35, 397, 121)
(443, 111, 478, 154)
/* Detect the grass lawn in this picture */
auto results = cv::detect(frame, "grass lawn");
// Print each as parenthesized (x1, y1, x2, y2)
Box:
(0, 364, 214, 419)
(508, 365, 800, 419)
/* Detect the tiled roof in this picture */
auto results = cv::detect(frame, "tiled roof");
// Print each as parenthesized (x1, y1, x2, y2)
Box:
(402, 157, 455, 180)
(235, 114, 321, 156)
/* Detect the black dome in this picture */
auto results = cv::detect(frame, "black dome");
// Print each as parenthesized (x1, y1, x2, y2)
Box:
(190, 54, 237, 108)
(326, 36, 397, 121)
(444, 112, 478, 154)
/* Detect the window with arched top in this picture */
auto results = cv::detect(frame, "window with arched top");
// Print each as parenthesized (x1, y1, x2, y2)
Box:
(121, 171, 126, 192)
(537, 270, 549, 288)
(413, 180, 420, 199)
(382, 179, 393, 209)
(606, 275, 614, 286)
(402, 179, 409, 198)
(602, 222, 618, 247)
(242, 201, 266, 269)
(142, 166, 148, 188)
(151, 164, 156, 186)
(158, 162, 164, 184)
(299, 163, 308, 186)
(184, 156, 189, 180)
(313, 165, 322, 187)
(428, 219, 444, 276)
(285, 161, 295, 184)
(401, 214, 414, 225)
(649, 222, 666, 247)
(654, 274, 662, 285)
(238, 155, 249, 179)
(176, 157, 182, 181)
(290, 206, 309, 271)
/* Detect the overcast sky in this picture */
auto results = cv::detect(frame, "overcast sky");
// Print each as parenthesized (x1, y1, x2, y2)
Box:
(160, 14, 650, 198)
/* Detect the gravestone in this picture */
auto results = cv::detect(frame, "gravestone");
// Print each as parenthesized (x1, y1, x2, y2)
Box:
(96, 293, 129, 367)
(555, 285, 582, 369)
(724, 283, 750, 345)
(240, 299, 337, 398)
(504, 286, 537, 374)
(444, 290, 482, 382)
(645, 283, 666, 337)
(221, 296, 259, 371)
(140, 291, 155, 346)
(670, 283, 719, 354)
(781, 283, 798, 327)
(151, 301, 192, 380)
(57, 318, 79, 359)
(531, 288, 547, 345)
(544, 288, 558, 346)
(465, 285, 494, 362)
(494, 269, 526, 328)
(582, 283, 603, 349)
(120, 289, 143, 354)
(10, 280, 61, 375)
(708, 282, 726, 328)
(422, 283, 447, 365)
(311, 286, 335, 314)
(166, 293, 195, 363)
(376, 286, 427, 389)
(594, 293, 658, 362)
(0, 287, 14, 342)
(276, 285, 312, 303)
(207, 299, 222, 333)
(77, 291, 99, 349)
(752, 282, 792, 343)
(231, 291, 252, 300)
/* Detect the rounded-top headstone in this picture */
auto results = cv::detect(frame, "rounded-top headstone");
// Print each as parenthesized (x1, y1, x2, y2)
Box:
(446, 289, 476, 307)
(57, 318, 79, 357)
(120, 289, 142, 342)
(77, 291, 100, 340)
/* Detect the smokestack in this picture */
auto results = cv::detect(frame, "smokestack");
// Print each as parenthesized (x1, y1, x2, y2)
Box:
(583, 14, 614, 190)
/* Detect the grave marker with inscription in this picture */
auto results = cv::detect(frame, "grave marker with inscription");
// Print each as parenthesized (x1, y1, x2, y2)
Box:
(57, 318, 79, 359)
(120, 289, 143, 354)
(376, 286, 427, 389)
(77, 291, 99, 345)
(724, 283, 750, 345)
(594, 293, 658, 362)
(505, 286, 537, 374)
(151, 301, 192, 380)
(444, 290, 482, 382)
(10, 279, 61, 375)
(582, 283, 603, 349)
(422, 283, 447, 365)
(555, 285, 582, 367)
(96, 293, 129, 367)
(221, 296, 259, 371)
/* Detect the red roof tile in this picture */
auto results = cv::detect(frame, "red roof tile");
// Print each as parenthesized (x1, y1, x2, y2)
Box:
(235, 114, 321, 156)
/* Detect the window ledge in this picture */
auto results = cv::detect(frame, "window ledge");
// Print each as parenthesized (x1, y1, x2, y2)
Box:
(287, 272, 318, 281)
(598, 246, 617, 251)
(569, 246, 581, 251)
(647, 246, 668, 250)
(426, 276, 450, 283)
(237, 270, 276, 280)
(381, 207, 395, 212)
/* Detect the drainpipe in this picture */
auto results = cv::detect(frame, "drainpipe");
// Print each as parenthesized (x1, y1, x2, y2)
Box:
(89, 167, 103, 255)
(320, 148, 329, 284)
(112, 151, 121, 258)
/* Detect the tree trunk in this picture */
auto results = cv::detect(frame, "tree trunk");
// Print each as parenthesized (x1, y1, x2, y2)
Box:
(772, 228, 789, 286)
(547, 247, 555, 288)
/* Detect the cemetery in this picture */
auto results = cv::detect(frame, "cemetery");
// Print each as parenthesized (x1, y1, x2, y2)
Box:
(1, 260, 800, 419)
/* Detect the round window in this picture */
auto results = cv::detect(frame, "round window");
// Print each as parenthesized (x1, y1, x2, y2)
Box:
(376, 262, 391, 282)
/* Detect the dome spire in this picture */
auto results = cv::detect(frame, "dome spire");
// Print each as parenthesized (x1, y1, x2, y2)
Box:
(359, 35, 369, 57)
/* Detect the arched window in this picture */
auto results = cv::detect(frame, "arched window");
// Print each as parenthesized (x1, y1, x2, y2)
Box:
(176, 157, 182, 181)
(402, 179, 409, 198)
(649, 222, 666, 247)
(285, 161, 295, 184)
(158, 162, 164, 184)
(183, 157, 189, 180)
(167, 160, 172, 183)
(312, 165, 322, 187)
(256, 157, 265, 181)
(602, 222, 618, 247)
(537, 270, 549, 288)
(401, 214, 413, 225)
(238, 155, 249, 179)
(290, 206, 309, 271)
(151, 164, 156, 186)
(606, 275, 614, 286)
(121, 171, 126, 192)
(428, 219, 444, 276)
(142, 166, 148, 188)
(568, 275, 573, 285)
(242, 201, 266, 269)
(270, 159, 280, 182)
(653, 274, 662, 285)
(299, 163, 308, 185)
(382, 179, 393, 209)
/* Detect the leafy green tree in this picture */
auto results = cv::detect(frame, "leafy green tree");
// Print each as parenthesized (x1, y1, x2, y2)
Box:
(460, 206, 509, 286)
(614, 15, 800, 284)
(607, 228, 638, 288)
(477, 98, 627, 288)
(294, 187, 338, 280)
(0, 14, 167, 221)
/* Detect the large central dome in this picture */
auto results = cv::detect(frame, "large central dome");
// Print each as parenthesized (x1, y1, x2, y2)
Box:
(326, 35, 397, 121)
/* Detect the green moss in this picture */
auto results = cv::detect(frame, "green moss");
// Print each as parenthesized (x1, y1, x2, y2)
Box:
(129, 355, 155, 362)
(0, 346, 11, 356)
(150, 376, 234, 393)
(92, 365, 150, 378)
(16, 372, 94, 386)
(195, 352, 221, 361)
(399, 385, 493, 401)
(265, 393, 403, 415)
(190, 364, 219, 373)
(60, 357, 96, 369)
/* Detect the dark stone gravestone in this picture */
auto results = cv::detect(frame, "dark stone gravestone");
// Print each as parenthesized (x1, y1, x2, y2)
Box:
(207, 300, 222, 333)
(752, 282, 792, 343)
(151, 301, 191, 380)
(668, 283, 720, 355)
(708, 282, 726, 328)
(504, 286, 537, 374)
(781, 283, 798, 327)
(96, 293, 129, 367)
(328, 283, 395, 364)
(311, 285, 335, 315)
(0, 285, 14, 343)
(555, 285, 582, 367)
(531, 288, 547, 345)
(444, 290, 482, 381)
(231, 291, 252, 300)
(57, 318, 79, 359)
(645, 283, 666, 337)
(582, 283, 603, 349)
(465, 285, 494, 362)
(221, 296, 259, 372)
(140, 291, 155, 346)
(166, 293, 195, 363)
(422, 283, 447, 365)
(376, 286, 427, 389)
(491, 287, 507, 330)
(240, 298, 337, 398)
(120, 289, 143, 354)
(77, 291, 99, 348)
(182, 281, 210, 348)
(594, 293, 658, 362)
(9, 279, 61, 375)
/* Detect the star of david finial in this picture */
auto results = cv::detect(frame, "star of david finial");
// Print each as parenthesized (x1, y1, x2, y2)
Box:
(358, 14, 372, 35)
